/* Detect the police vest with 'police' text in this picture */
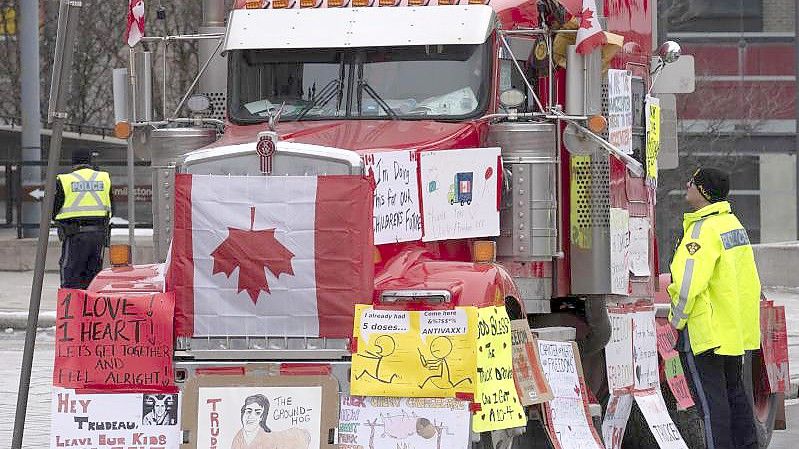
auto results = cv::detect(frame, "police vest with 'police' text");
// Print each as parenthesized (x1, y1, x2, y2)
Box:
(55, 168, 112, 220)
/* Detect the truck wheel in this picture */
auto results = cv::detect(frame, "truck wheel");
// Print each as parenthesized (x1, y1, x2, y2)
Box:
(744, 350, 779, 448)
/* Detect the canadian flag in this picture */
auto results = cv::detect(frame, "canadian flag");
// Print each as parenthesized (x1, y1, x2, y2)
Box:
(169, 174, 374, 338)
(575, 0, 606, 55)
(125, 0, 145, 47)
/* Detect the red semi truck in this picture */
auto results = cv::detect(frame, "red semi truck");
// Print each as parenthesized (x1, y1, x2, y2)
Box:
(89, 0, 787, 447)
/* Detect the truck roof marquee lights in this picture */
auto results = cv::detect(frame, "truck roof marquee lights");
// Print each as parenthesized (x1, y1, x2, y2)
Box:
(327, 0, 350, 7)
(272, 0, 296, 8)
(378, 0, 401, 6)
(468, 0, 489, 4)
(352, 0, 375, 6)
(245, 0, 263, 8)
(300, 0, 324, 7)
(437, 0, 459, 4)
(407, 0, 430, 5)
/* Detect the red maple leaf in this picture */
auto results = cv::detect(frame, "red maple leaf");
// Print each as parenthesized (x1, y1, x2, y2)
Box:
(210, 207, 295, 304)
(578, 7, 594, 29)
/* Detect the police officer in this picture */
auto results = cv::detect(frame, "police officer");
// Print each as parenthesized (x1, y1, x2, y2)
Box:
(53, 150, 113, 289)
(668, 167, 760, 449)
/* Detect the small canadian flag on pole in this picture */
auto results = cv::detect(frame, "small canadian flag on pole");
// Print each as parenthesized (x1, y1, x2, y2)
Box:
(125, 0, 146, 47)
(575, 0, 606, 54)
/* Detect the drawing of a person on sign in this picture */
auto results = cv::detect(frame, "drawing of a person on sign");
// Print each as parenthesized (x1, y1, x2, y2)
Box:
(355, 335, 400, 384)
(231, 395, 311, 449)
(418, 336, 472, 389)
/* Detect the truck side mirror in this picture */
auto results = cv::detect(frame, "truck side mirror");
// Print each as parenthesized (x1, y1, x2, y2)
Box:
(657, 41, 682, 65)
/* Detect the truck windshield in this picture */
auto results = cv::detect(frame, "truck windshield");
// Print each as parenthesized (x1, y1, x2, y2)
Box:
(228, 44, 490, 123)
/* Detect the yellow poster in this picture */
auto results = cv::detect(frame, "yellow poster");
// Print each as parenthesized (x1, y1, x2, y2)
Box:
(350, 305, 478, 398)
(646, 96, 661, 183)
(472, 306, 527, 432)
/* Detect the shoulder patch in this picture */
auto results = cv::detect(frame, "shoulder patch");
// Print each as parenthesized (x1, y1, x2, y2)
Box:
(685, 241, 701, 255)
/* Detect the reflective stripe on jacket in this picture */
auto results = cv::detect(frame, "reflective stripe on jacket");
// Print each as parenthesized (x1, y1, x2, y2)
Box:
(667, 201, 761, 356)
(55, 168, 112, 220)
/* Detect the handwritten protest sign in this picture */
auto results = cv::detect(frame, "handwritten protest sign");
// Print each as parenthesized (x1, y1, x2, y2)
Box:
(656, 321, 678, 358)
(610, 208, 630, 295)
(608, 69, 633, 154)
(510, 320, 553, 406)
(54, 289, 175, 392)
(633, 305, 659, 391)
(419, 147, 500, 242)
(602, 393, 634, 449)
(51, 388, 181, 449)
(196, 386, 323, 449)
(628, 218, 651, 277)
(606, 306, 634, 393)
(635, 392, 688, 449)
(351, 305, 477, 398)
(538, 340, 604, 449)
(338, 395, 471, 449)
(663, 355, 694, 410)
(364, 150, 422, 244)
(473, 306, 526, 432)
(645, 95, 661, 184)
(761, 301, 790, 393)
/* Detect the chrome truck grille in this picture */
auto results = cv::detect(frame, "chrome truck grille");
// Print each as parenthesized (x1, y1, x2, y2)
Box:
(174, 140, 364, 360)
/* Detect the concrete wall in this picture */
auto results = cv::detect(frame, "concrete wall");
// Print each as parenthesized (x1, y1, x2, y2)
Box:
(759, 153, 797, 243)
(763, 0, 795, 32)
(753, 241, 799, 288)
(0, 235, 155, 272)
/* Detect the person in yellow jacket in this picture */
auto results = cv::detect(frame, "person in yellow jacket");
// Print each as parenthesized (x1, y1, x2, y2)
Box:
(668, 167, 761, 449)
(53, 150, 113, 289)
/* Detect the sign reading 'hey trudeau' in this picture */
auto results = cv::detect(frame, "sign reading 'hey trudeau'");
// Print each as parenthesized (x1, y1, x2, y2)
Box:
(54, 289, 175, 392)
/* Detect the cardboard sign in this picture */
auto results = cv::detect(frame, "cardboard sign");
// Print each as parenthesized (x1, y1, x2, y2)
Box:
(419, 147, 500, 242)
(663, 355, 694, 410)
(610, 208, 630, 295)
(338, 395, 471, 449)
(51, 388, 181, 449)
(633, 305, 659, 391)
(54, 289, 175, 392)
(351, 305, 477, 398)
(538, 340, 604, 449)
(608, 69, 633, 154)
(183, 375, 339, 449)
(628, 218, 651, 277)
(606, 307, 634, 393)
(510, 320, 553, 406)
(634, 392, 688, 449)
(365, 150, 422, 244)
(602, 393, 634, 449)
(473, 306, 527, 432)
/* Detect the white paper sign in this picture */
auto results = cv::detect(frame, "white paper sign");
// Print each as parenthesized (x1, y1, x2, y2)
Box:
(633, 306, 659, 391)
(629, 217, 651, 276)
(338, 395, 471, 449)
(610, 208, 630, 295)
(366, 150, 422, 244)
(608, 69, 633, 154)
(602, 394, 634, 449)
(635, 392, 689, 449)
(606, 308, 634, 392)
(537, 340, 604, 449)
(420, 147, 500, 241)
(197, 386, 322, 449)
(420, 309, 468, 336)
(51, 388, 181, 449)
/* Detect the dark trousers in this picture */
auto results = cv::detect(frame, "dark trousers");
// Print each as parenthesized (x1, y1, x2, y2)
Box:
(683, 350, 758, 449)
(59, 231, 105, 289)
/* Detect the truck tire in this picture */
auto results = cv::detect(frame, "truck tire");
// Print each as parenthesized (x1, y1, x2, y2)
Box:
(623, 351, 778, 449)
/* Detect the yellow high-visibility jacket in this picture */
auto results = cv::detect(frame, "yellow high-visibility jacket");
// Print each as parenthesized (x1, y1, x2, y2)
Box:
(668, 201, 761, 356)
(55, 168, 112, 221)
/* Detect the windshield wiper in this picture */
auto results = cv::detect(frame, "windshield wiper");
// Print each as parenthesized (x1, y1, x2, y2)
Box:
(294, 58, 346, 121)
(355, 62, 397, 120)
(294, 78, 342, 121)
(358, 79, 398, 119)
